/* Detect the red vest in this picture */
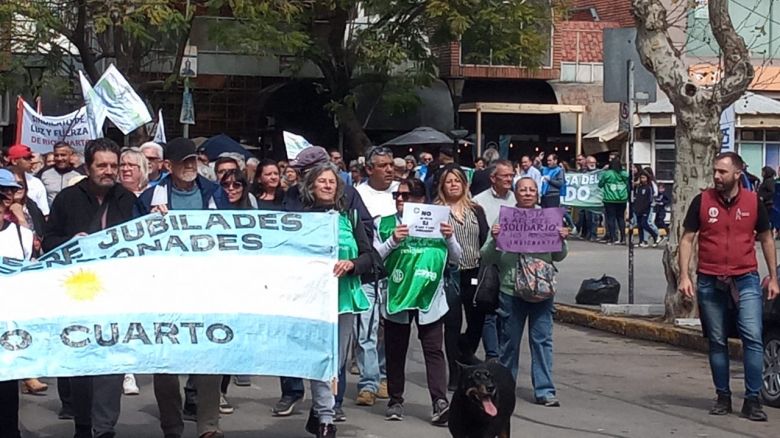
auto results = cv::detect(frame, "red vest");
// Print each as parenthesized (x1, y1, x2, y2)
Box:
(697, 187, 759, 276)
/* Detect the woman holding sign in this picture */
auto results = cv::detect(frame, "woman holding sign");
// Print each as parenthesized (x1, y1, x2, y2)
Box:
(480, 177, 569, 407)
(374, 178, 461, 424)
(300, 162, 375, 438)
(434, 164, 489, 390)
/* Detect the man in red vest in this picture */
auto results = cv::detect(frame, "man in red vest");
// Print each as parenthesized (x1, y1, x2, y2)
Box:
(678, 151, 779, 421)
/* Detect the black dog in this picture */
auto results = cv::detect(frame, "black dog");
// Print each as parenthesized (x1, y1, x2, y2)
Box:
(448, 359, 516, 438)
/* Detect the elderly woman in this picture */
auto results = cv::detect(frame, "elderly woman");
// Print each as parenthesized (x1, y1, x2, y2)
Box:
(374, 178, 461, 425)
(298, 162, 374, 438)
(119, 148, 150, 196)
(435, 164, 488, 390)
(480, 177, 568, 407)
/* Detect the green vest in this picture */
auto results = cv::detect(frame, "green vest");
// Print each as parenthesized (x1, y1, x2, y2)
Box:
(338, 213, 370, 314)
(378, 215, 448, 314)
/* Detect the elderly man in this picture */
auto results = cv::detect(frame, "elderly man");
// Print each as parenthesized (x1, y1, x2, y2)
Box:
(43, 138, 136, 438)
(40, 141, 83, 206)
(140, 142, 169, 187)
(135, 138, 229, 438)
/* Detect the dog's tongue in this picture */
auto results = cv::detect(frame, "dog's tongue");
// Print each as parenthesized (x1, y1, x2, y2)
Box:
(482, 398, 498, 417)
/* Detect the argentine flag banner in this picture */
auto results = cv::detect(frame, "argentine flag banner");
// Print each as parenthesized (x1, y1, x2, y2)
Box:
(0, 211, 339, 382)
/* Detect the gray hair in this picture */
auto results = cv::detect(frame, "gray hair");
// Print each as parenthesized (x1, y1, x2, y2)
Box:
(218, 152, 246, 170)
(120, 148, 150, 189)
(246, 157, 260, 167)
(483, 148, 500, 165)
(139, 141, 163, 158)
(300, 162, 346, 211)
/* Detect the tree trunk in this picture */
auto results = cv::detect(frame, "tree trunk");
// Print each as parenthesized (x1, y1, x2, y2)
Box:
(662, 104, 721, 321)
(338, 104, 372, 156)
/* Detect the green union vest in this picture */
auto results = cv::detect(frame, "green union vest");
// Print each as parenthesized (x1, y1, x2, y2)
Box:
(338, 213, 370, 314)
(378, 215, 448, 314)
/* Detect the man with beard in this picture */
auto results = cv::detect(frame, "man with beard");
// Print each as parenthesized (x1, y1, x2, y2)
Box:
(135, 137, 230, 438)
(40, 141, 83, 205)
(43, 138, 136, 438)
(678, 151, 779, 421)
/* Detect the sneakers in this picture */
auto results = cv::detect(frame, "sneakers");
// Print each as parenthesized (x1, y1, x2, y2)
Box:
(333, 406, 346, 422)
(355, 390, 376, 406)
(317, 424, 337, 438)
(182, 405, 197, 422)
(219, 394, 234, 414)
(639, 242, 649, 248)
(123, 374, 139, 396)
(376, 380, 389, 399)
(709, 393, 732, 415)
(741, 397, 768, 421)
(431, 398, 449, 426)
(272, 394, 302, 416)
(385, 403, 404, 421)
(535, 396, 561, 407)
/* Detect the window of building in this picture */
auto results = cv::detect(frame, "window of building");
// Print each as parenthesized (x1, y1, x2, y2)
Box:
(654, 141, 675, 182)
(560, 62, 603, 83)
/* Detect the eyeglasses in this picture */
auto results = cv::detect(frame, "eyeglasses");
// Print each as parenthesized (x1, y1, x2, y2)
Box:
(120, 163, 140, 169)
(366, 146, 392, 164)
(221, 181, 245, 190)
(393, 191, 424, 200)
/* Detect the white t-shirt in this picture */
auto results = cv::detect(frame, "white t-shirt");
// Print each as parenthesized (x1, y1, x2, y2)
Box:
(26, 173, 50, 216)
(0, 222, 34, 260)
(356, 181, 400, 219)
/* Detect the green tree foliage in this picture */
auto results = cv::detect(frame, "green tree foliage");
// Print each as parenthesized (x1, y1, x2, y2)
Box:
(217, 0, 559, 154)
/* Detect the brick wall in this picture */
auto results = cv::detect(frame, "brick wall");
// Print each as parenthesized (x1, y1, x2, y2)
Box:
(557, 21, 621, 63)
(571, 0, 634, 26)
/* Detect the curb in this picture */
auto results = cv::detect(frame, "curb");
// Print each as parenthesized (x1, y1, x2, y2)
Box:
(554, 303, 743, 359)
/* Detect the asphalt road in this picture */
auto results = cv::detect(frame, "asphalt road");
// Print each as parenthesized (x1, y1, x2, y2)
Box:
(17, 323, 777, 437)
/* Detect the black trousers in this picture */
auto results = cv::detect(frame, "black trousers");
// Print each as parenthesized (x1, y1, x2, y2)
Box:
(0, 380, 20, 438)
(443, 267, 484, 385)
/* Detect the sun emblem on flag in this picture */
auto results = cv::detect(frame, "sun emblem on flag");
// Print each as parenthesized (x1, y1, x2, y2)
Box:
(62, 270, 104, 301)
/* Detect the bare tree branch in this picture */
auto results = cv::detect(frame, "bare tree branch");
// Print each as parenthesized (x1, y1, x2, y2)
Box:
(709, 0, 754, 107)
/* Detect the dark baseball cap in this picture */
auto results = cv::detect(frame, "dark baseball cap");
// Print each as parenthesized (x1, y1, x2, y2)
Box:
(165, 138, 198, 162)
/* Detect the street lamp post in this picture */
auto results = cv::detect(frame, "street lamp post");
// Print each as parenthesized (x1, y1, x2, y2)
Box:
(444, 76, 465, 130)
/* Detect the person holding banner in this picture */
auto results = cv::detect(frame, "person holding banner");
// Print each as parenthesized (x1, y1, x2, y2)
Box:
(300, 162, 376, 438)
(4, 166, 45, 258)
(119, 148, 150, 196)
(435, 164, 489, 390)
(480, 177, 569, 407)
(220, 168, 257, 209)
(42, 138, 137, 438)
(374, 178, 461, 424)
(0, 171, 34, 438)
(134, 137, 228, 438)
(140, 142, 168, 188)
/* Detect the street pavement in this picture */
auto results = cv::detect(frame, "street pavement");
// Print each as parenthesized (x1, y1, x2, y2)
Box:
(556, 239, 774, 305)
(18, 323, 777, 437)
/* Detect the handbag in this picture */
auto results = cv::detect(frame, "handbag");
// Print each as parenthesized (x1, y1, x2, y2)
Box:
(473, 263, 500, 314)
(515, 255, 557, 303)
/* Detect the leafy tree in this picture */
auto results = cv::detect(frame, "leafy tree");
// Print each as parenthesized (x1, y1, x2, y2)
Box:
(219, 0, 558, 155)
(632, 0, 753, 320)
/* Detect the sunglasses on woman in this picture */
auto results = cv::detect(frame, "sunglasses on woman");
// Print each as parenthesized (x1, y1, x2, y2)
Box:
(392, 191, 424, 200)
(221, 181, 245, 190)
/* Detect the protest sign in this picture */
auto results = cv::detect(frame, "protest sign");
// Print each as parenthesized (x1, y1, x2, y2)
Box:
(0, 211, 339, 381)
(563, 170, 603, 209)
(153, 109, 166, 143)
(497, 206, 563, 253)
(15, 98, 94, 154)
(401, 203, 450, 238)
(284, 131, 313, 159)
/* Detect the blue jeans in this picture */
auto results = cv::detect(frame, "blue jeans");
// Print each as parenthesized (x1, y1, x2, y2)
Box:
(697, 272, 764, 398)
(482, 314, 500, 359)
(498, 293, 556, 400)
(280, 376, 304, 399)
(355, 282, 385, 393)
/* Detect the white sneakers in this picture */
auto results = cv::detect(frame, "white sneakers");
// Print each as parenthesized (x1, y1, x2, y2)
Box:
(123, 374, 139, 395)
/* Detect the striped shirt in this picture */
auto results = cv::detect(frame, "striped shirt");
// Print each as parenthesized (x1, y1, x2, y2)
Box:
(451, 207, 481, 270)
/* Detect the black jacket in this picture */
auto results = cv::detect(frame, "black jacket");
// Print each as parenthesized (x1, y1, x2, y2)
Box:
(42, 179, 136, 252)
(759, 178, 775, 207)
(633, 185, 653, 215)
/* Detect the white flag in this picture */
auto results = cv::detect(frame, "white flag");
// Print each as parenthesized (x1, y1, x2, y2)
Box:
(79, 71, 106, 138)
(154, 109, 166, 143)
(283, 131, 313, 159)
(90, 64, 152, 134)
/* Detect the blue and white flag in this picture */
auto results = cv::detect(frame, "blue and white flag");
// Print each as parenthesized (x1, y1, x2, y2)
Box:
(154, 109, 167, 144)
(80, 65, 152, 135)
(0, 211, 339, 381)
(283, 131, 313, 160)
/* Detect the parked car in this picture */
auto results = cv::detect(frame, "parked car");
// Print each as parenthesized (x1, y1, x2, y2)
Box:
(761, 273, 780, 407)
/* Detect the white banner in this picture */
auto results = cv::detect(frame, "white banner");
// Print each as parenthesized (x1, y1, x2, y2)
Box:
(17, 98, 94, 155)
(401, 203, 451, 238)
(283, 131, 312, 160)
